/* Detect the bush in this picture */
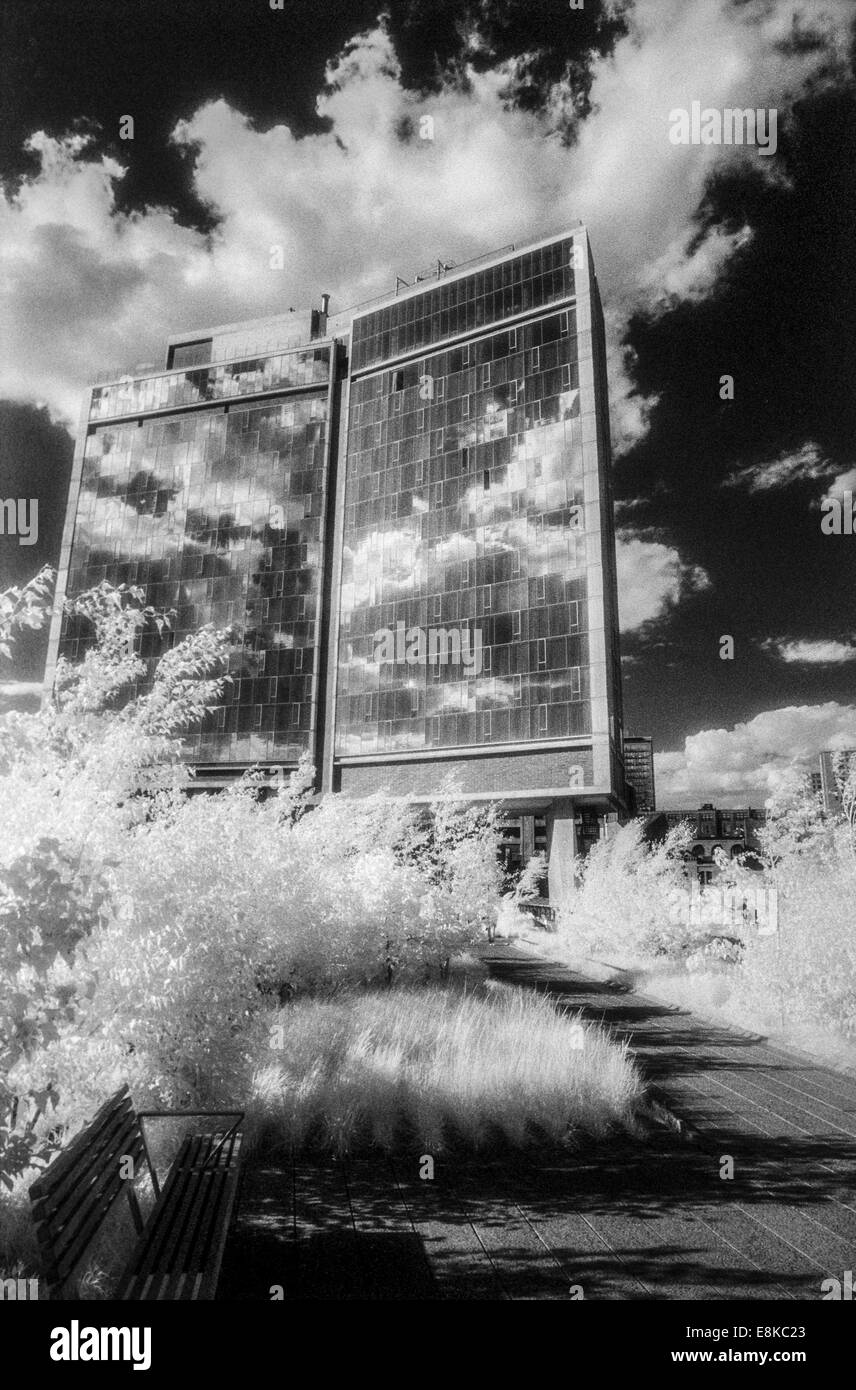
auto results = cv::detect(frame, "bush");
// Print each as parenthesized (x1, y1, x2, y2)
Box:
(1, 575, 505, 1196)
(538, 773, 856, 1047)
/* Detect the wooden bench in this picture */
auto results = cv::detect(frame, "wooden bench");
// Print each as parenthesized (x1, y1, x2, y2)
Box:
(29, 1084, 244, 1300)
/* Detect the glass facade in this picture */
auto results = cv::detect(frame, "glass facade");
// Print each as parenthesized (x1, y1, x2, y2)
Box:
(49, 228, 628, 814)
(89, 347, 331, 423)
(351, 240, 577, 372)
(60, 367, 332, 764)
(335, 300, 589, 757)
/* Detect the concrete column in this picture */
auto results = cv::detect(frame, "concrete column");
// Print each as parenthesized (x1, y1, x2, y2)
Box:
(547, 799, 577, 908)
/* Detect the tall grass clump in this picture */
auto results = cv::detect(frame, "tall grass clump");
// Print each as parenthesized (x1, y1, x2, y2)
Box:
(250, 982, 642, 1154)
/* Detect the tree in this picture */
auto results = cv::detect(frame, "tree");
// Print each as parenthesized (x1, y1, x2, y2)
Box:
(0, 574, 230, 1187)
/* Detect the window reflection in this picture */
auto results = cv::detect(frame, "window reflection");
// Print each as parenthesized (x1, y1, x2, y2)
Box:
(90, 348, 331, 422)
(62, 385, 331, 765)
(336, 300, 590, 758)
(352, 240, 576, 372)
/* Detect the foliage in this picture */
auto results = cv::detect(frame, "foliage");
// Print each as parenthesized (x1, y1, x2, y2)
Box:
(0, 575, 230, 1188)
(543, 772, 856, 1045)
(0, 567, 54, 660)
(554, 818, 695, 960)
(1, 575, 504, 1199)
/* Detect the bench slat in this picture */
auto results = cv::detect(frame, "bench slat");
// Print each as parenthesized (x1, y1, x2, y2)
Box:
(31, 1088, 243, 1302)
(42, 1134, 146, 1286)
(31, 1115, 142, 1231)
(29, 1087, 133, 1200)
(115, 1135, 204, 1295)
(117, 1133, 243, 1301)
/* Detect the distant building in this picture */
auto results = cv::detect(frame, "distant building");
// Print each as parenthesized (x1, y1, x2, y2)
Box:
(659, 803, 765, 885)
(818, 749, 856, 815)
(623, 735, 655, 815)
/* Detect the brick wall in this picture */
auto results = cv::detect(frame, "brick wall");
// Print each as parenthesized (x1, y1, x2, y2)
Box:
(336, 746, 595, 798)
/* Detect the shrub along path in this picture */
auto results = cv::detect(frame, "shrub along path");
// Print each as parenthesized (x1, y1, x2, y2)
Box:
(218, 944, 856, 1300)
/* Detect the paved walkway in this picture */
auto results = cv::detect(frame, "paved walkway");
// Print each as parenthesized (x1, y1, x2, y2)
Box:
(219, 946, 856, 1300)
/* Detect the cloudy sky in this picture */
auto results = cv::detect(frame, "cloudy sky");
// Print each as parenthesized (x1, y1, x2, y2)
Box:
(1, 0, 854, 805)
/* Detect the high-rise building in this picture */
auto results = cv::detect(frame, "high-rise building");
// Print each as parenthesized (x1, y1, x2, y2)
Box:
(45, 227, 629, 899)
(623, 735, 655, 815)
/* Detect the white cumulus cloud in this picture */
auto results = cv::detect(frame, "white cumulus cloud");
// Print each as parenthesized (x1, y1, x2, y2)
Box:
(616, 531, 710, 632)
(655, 702, 856, 807)
(1, 0, 852, 443)
(762, 637, 856, 665)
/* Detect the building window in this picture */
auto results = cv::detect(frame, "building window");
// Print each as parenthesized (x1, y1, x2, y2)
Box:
(462, 394, 470, 417)
(537, 638, 547, 668)
(294, 648, 303, 671)
(483, 646, 492, 673)
(433, 594, 442, 620)
(535, 576, 546, 602)
(253, 705, 263, 729)
(392, 369, 404, 391)
(483, 469, 490, 492)
(417, 409, 425, 431)
(537, 704, 548, 733)
(414, 459, 424, 484)
(482, 585, 492, 610)
(512, 610, 521, 640)
(483, 711, 493, 739)
(560, 312, 570, 336)
(391, 441, 400, 462)
(530, 347, 540, 370)
(482, 364, 491, 387)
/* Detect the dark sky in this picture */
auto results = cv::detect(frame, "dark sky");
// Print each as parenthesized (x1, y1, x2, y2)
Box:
(1, 0, 854, 800)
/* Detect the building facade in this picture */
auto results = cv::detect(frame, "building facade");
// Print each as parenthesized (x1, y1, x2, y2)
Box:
(658, 804, 765, 884)
(623, 735, 655, 815)
(45, 227, 630, 899)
